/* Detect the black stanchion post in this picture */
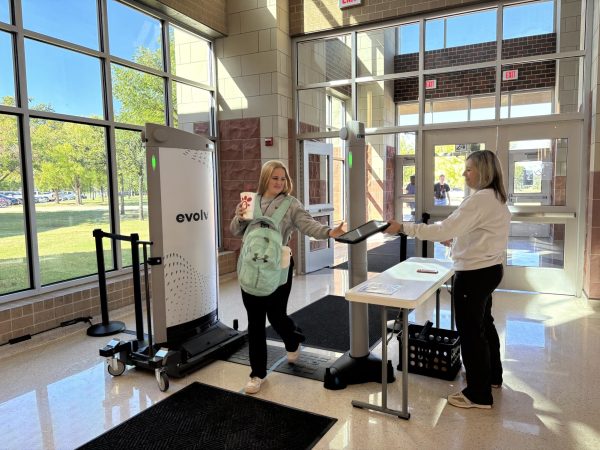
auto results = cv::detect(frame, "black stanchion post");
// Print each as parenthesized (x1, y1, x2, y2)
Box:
(400, 234, 407, 262)
(87, 229, 126, 337)
(142, 243, 154, 357)
(130, 233, 145, 342)
(421, 213, 430, 257)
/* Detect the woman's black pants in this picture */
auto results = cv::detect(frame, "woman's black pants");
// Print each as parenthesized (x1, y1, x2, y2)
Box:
(453, 264, 503, 405)
(241, 258, 304, 379)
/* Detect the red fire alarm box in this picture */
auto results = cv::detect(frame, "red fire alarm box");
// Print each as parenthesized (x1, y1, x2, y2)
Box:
(265, 137, 273, 146)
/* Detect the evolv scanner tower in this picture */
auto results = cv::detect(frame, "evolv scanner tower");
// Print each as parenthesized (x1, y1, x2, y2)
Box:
(145, 123, 243, 376)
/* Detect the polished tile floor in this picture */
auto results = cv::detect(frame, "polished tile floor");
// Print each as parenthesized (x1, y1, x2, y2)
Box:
(2, 266, 600, 450)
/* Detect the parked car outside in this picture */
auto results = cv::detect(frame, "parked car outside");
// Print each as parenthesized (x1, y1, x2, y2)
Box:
(0, 193, 18, 206)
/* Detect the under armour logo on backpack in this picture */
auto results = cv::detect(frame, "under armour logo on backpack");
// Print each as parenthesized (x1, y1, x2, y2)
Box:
(252, 253, 269, 263)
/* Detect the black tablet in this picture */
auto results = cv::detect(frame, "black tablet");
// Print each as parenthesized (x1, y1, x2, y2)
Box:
(335, 220, 390, 244)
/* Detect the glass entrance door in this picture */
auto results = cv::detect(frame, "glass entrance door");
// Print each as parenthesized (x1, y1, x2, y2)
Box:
(301, 141, 334, 273)
(498, 122, 581, 295)
(423, 127, 497, 259)
(423, 123, 582, 295)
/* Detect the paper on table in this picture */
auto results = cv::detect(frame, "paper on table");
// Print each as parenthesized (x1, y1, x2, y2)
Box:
(359, 282, 401, 295)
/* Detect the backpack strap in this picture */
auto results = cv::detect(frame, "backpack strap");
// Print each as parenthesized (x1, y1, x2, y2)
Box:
(253, 194, 264, 219)
(269, 195, 293, 227)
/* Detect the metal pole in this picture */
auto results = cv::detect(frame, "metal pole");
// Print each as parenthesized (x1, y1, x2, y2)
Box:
(131, 233, 145, 341)
(143, 243, 154, 357)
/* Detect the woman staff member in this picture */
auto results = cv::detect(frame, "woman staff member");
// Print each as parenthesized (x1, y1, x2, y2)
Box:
(230, 160, 346, 394)
(386, 150, 511, 409)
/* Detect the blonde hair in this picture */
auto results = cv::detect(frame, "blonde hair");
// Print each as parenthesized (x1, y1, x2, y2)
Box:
(257, 160, 294, 195)
(467, 150, 507, 203)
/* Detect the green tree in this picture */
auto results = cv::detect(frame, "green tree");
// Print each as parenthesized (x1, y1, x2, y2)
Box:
(0, 109, 20, 189)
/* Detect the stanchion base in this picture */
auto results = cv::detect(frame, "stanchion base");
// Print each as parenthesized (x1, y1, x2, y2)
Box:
(87, 321, 126, 337)
(323, 351, 395, 390)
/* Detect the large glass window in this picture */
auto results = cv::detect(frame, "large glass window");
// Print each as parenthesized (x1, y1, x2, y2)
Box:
(22, 0, 99, 49)
(1, 0, 215, 298)
(30, 119, 111, 285)
(299, 86, 350, 133)
(171, 81, 212, 135)
(111, 63, 166, 126)
(169, 25, 211, 85)
(115, 129, 148, 267)
(0, 0, 10, 23)
(425, 9, 496, 68)
(297, 35, 351, 85)
(503, 1, 554, 40)
(357, 81, 397, 128)
(0, 114, 29, 295)
(25, 40, 104, 118)
(398, 22, 419, 55)
(0, 31, 14, 105)
(107, 0, 163, 71)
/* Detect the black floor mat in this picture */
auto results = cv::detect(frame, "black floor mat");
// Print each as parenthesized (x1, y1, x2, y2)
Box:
(223, 342, 337, 382)
(265, 295, 402, 353)
(77, 382, 337, 450)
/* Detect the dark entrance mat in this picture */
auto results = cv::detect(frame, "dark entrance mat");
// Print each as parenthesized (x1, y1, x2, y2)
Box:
(333, 237, 416, 272)
(266, 295, 402, 353)
(77, 382, 337, 450)
(223, 342, 337, 382)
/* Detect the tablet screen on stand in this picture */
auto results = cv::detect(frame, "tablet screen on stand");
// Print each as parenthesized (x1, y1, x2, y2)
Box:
(334, 220, 390, 244)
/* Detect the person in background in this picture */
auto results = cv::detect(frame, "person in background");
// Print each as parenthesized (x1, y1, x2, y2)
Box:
(386, 150, 511, 409)
(434, 174, 451, 205)
(230, 160, 346, 394)
(406, 175, 416, 218)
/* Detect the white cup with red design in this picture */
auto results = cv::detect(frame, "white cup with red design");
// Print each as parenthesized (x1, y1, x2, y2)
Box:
(239, 192, 257, 220)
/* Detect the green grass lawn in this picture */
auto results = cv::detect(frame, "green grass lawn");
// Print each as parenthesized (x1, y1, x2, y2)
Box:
(0, 199, 149, 295)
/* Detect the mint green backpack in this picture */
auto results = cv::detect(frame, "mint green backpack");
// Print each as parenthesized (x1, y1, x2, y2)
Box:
(237, 195, 293, 296)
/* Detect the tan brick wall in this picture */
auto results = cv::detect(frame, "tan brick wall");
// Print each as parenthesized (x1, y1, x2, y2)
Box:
(289, 0, 485, 36)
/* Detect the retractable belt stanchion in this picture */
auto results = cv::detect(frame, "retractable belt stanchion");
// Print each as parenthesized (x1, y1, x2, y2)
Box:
(87, 228, 127, 337)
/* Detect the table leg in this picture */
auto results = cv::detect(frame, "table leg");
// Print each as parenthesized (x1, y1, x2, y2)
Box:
(450, 274, 455, 331)
(351, 305, 410, 420)
(436, 288, 440, 328)
(401, 307, 409, 416)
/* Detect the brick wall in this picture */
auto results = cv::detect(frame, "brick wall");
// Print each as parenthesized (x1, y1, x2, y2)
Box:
(500, 60, 556, 92)
(425, 41, 496, 70)
(502, 33, 557, 59)
(218, 118, 262, 254)
(393, 36, 557, 102)
(395, 53, 418, 73)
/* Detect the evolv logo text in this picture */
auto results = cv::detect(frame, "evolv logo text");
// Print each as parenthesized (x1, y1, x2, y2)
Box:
(176, 210, 209, 223)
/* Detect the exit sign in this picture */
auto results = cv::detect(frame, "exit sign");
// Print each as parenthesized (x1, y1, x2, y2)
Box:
(339, 0, 362, 9)
(425, 79, 437, 89)
(502, 69, 519, 81)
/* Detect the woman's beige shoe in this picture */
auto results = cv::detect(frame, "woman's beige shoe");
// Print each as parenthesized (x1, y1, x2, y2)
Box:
(245, 377, 264, 394)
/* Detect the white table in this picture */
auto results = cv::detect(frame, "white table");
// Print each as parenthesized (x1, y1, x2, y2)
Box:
(345, 257, 454, 419)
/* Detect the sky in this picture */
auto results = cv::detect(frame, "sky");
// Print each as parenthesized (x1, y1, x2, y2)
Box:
(2, 0, 162, 117)
(1, 0, 556, 118)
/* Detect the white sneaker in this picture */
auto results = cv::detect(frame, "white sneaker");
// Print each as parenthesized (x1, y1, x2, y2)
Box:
(245, 376, 264, 394)
(287, 345, 301, 363)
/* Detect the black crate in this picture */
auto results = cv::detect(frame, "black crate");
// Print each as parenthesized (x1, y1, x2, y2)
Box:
(397, 324, 462, 381)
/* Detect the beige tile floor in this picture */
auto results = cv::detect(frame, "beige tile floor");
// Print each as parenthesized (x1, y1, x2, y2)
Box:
(1, 265, 600, 450)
